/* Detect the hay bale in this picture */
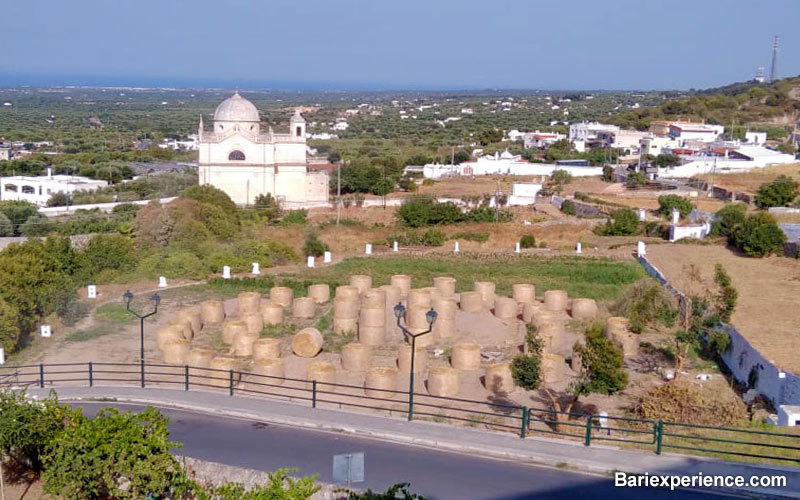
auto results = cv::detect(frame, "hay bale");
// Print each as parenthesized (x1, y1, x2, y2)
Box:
(532, 310, 560, 328)
(341, 342, 372, 371)
(610, 330, 639, 357)
(167, 317, 194, 341)
(307, 284, 331, 304)
(433, 276, 456, 297)
(252, 338, 283, 362)
(260, 302, 284, 325)
(431, 296, 457, 320)
(162, 338, 191, 364)
(333, 318, 358, 335)
(209, 356, 240, 387)
(306, 361, 336, 389)
(380, 284, 402, 336)
(407, 288, 431, 309)
(335, 285, 360, 301)
(379, 284, 401, 308)
(432, 317, 457, 339)
(178, 308, 203, 334)
(333, 299, 359, 319)
(605, 316, 630, 336)
(543, 290, 568, 311)
(459, 291, 483, 312)
(292, 297, 316, 319)
(427, 367, 460, 397)
(156, 326, 185, 351)
(361, 289, 386, 309)
(474, 281, 496, 309)
(250, 358, 285, 386)
(512, 284, 536, 305)
(222, 320, 248, 345)
(541, 353, 565, 384)
(200, 300, 225, 325)
(349, 275, 372, 294)
(232, 330, 259, 357)
(451, 343, 481, 370)
(358, 325, 385, 346)
(237, 291, 262, 316)
(270, 287, 294, 308)
(405, 307, 430, 330)
(522, 302, 541, 323)
(390, 274, 412, 298)
(292, 327, 324, 358)
(409, 327, 435, 347)
(398, 345, 428, 374)
(484, 363, 514, 393)
(359, 307, 385, 327)
(493, 297, 518, 319)
(365, 367, 398, 399)
(570, 298, 598, 320)
(241, 313, 263, 335)
(187, 348, 215, 377)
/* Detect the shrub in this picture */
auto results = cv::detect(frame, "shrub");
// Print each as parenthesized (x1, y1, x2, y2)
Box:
(626, 171, 646, 187)
(397, 198, 463, 227)
(713, 263, 737, 323)
(519, 234, 536, 248)
(138, 252, 207, 280)
(561, 199, 577, 216)
(602, 165, 614, 182)
(388, 229, 446, 247)
(632, 380, 746, 426)
(182, 184, 238, 218)
(303, 232, 329, 257)
(658, 195, 693, 219)
(511, 355, 541, 391)
(551, 169, 572, 185)
(0, 201, 39, 236)
(612, 280, 677, 333)
(279, 209, 308, 226)
(573, 323, 628, 395)
(0, 298, 20, 353)
(732, 212, 786, 257)
(754, 175, 798, 208)
(422, 178, 436, 186)
(711, 203, 747, 237)
(421, 228, 445, 246)
(82, 234, 138, 275)
(597, 208, 639, 236)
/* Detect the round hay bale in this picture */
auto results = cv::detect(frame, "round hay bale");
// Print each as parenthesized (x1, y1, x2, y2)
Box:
(427, 367, 460, 397)
(459, 291, 483, 313)
(156, 326, 185, 351)
(162, 338, 190, 365)
(178, 308, 203, 334)
(433, 276, 456, 297)
(335, 285, 360, 301)
(341, 342, 372, 371)
(333, 318, 358, 335)
(610, 330, 639, 357)
(232, 330, 259, 357)
(222, 320, 248, 345)
(605, 316, 630, 336)
(358, 325, 385, 346)
(292, 327, 324, 358)
(292, 297, 317, 319)
(493, 297, 518, 319)
(451, 343, 481, 370)
(484, 363, 514, 393)
(474, 281, 496, 309)
(167, 317, 194, 341)
(543, 290, 568, 311)
(241, 313, 263, 335)
(260, 302, 284, 325)
(361, 289, 386, 309)
(512, 284, 536, 305)
(252, 338, 283, 362)
(407, 289, 431, 309)
(431, 296, 457, 319)
(359, 307, 385, 327)
(349, 275, 372, 294)
(432, 317, 457, 339)
(333, 299, 359, 319)
(397, 345, 428, 374)
(570, 298, 598, 320)
(379, 284, 401, 308)
(250, 358, 285, 386)
(209, 356, 240, 387)
(541, 353, 565, 384)
(406, 307, 430, 330)
(522, 302, 541, 323)
(269, 287, 294, 308)
(390, 274, 412, 298)
(409, 327, 435, 347)
(200, 300, 225, 325)
(237, 291, 261, 316)
(532, 310, 561, 328)
(306, 361, 336, 390)
(307, 284, 331, 304)
(187, 348, 215, 377)
(365, 367, 398, 399)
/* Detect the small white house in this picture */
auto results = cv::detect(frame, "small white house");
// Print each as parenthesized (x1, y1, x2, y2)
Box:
(507, 182, 542, 206)
(0, 169, 108, 206)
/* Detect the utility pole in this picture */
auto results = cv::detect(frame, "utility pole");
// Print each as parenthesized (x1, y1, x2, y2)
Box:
(336, 159, 342, 225)
(769, 35, 779, 83)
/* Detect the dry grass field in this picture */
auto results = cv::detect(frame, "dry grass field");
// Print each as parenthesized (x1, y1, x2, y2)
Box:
(694, 162, 800, 194)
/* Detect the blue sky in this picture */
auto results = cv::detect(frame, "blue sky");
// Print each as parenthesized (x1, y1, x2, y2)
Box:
(2, 0, 798, 90)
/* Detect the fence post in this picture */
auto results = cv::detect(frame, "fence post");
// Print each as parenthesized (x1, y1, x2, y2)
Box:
(584, 414, 593, 446)
(655, 420, 663, 455)
(140, 359, 145, 388)
(520, 407, 529, 439)
(229, 370, 234, 396)
(39, 363, 44, 388)
(312, 380, 317, 408)
(88, 362, 93, 387)
(184, 365, 189, 391)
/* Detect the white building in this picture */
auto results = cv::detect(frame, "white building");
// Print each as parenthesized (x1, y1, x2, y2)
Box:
(0, 170, 108, 206)
(668, 123, 725, 143)
(658, 146, 796, 178)
(198, 92, 329, 206)
(595, 129, 650, 152)
(745, 131, 767, 146)
(159, 135, 200, 151)
(507, 182, 542, 206)
(640, 136, 681, 157)
(523, 131, 566, 149)
(568, 122, 619, 142)
(422, 151, 602, 179)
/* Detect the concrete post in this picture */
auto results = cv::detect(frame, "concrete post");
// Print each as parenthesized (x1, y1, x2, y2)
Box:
(307, 256, 315, 268)
(222, 266, 231, 279)
(158, 276, 168, 287)
(323, 251, 332, 263)
(251, 262, 261, 275)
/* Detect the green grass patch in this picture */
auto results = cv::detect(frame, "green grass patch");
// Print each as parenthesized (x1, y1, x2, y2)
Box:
(261, 323, 298, 338)
(93, 304, 138, 325)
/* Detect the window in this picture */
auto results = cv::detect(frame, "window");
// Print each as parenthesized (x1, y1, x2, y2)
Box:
(228, 150, 246, 161)
(4, 184, 17, 192)
(296, 126, 302, 137)
(22, 185, 35, 194)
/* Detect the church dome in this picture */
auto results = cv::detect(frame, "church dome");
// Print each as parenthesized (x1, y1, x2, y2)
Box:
(213, 92, 260, 122)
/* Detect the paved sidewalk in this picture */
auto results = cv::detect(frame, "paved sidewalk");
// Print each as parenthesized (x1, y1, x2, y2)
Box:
(28, 386, 800, 499)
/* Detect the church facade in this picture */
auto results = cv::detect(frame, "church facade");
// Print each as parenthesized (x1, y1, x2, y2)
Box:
(197, 92, 329, 206)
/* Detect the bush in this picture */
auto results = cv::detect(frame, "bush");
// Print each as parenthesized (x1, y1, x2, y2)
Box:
(711, 203, 747, 237)
(138, 252, 207, 279)
(0, 201, 39, 236)
(574, 323, 628, 395)
(511, 355, 541, 391)
(397, 198, 463, 227)
(388, 229, 446, 247)
(602, 165, 614, 182)
(626, 171, 646, 187)
(422, 178, 436, 186)
(561, 199, 577, 216)
(303, 232, 329, 257)
(182, 184, 238, 219)
(658, 194, 693, 219)
(519, 234, 536, 248)
(279, 209, 308, 226)
(0, 298, 21, 352)
(754, 175, 798, 208)
(449, 231, 489, 243)
(551, 169, 572, 185)
(732, 212, 786, 257)
(612, 280, 677, 333)
(597, 208, 639, 236)
(82, 234, 138, 275)
(713, 263, 737, 323)
(421, 228, 445, 246)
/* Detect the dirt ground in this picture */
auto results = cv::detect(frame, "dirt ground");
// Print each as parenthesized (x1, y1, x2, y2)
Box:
(645, 243, 800, 374)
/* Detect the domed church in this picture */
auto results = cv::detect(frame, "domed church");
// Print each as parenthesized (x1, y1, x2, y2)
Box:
(198, 92, 329, 206)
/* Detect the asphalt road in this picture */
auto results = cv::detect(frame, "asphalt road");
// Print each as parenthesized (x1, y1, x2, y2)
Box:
(75, 403, 740, 500)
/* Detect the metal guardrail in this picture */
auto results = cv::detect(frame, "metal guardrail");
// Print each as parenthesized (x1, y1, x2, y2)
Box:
(1, 361, 799, 464)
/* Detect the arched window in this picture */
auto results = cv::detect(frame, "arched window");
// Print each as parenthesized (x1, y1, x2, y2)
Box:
(228, 150, 246, 161)
(4, 183, 17, 192)
(21, 185, 35, 194)
(296, 126, 302, 137)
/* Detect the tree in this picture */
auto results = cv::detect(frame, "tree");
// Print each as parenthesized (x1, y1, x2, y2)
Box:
(713, 263, 737, 323)
(612, 280, 677, 334)
(732, 212, 786, 257)
(476, 128, 503, 146)
(654, 154, 681, 168)
(754, 175, 798, 208)
(0, 298, 20, 352)
(551, 169, 572, 186)
(453, 150, 470, 165)
(544, 139, 573, 162)
(573, 323, 628, 395)
(657, 194, 693, 219)
(597, 208, 639, 236)
(626, 171, 646, 187)
(711, 203, 746, 237)
(82, 234, 138, 274)
(43, 407, 185, 500)
(0, 211, 13, 236)
(0, 200, 40, 236)
(303, 232, 329, 257)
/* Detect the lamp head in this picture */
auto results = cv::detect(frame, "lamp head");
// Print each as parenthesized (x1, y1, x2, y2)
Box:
(151, 293, 161, 307)
(123, 290, 133, 304)
(393, 302, 405, 319)
(426, 308, 438, 325)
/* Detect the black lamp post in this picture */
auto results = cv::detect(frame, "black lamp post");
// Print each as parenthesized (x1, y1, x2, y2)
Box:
(123, 290, 161, 364)
(394, 303, 437, 421)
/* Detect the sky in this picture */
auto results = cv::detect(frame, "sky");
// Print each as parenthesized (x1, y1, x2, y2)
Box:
(2, 0, 798, 91)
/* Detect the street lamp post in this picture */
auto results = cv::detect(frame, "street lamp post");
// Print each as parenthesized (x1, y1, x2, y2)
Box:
(393, 303, 437, 421)
(123, 290, 161, 364)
